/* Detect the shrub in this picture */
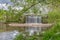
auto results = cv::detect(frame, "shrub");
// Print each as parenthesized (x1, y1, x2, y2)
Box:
(47, 9, 60, 23)
(42, 22, 60, 40)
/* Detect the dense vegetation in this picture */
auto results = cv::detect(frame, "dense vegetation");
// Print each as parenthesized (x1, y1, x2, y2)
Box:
(42, 22, 60, 40)
(0, 0, 60, 40)
(14, 9, 60, 40)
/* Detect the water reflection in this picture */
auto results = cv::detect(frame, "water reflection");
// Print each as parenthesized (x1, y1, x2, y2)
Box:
(0, 30, 19, 40)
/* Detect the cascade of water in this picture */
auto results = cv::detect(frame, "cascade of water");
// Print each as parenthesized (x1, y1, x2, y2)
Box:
(26, 15, 42, 35)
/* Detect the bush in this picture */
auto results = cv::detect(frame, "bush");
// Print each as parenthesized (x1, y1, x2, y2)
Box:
(47, 9, 60, 23)
(14, 32, 43, 40)
(42, 22, 60, 40)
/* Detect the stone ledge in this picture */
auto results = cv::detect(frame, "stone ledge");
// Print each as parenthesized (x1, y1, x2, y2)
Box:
(8, 23, 52, 27)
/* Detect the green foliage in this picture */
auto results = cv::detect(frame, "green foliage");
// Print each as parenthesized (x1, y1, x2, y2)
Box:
(0, 10, 6, 22)
(42, 22, 60, 40)
(14, 22, 60, 40)
(14, 34, 24, 40)
(0, 9, 25, 23)
(6, 0, 60, 23)
(14, 32, 42, 40)
(47, 8, 60, 23)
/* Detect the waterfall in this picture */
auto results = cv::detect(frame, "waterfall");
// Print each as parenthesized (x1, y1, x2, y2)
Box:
(25, 15, 42, 35)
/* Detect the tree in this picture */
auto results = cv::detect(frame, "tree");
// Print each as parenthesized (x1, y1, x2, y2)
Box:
(7, 0, 60, 23)
(10, 0, 49, 22)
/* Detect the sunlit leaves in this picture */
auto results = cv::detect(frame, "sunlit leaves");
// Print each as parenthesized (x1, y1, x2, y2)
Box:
(47, 8, 60, 23)
(0, 10, 6, 22)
